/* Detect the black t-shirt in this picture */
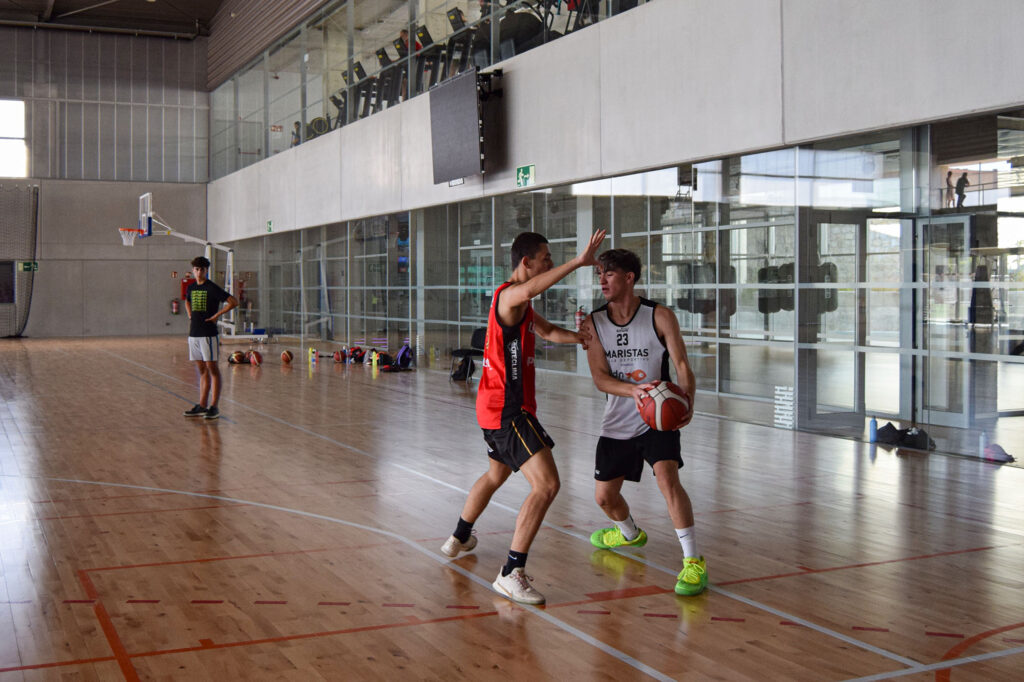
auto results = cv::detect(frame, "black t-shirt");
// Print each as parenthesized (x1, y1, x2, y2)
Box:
(187, 280, 231, 337)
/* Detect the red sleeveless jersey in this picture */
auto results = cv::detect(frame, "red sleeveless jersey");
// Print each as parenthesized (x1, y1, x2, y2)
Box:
(476, 282, 536, 429)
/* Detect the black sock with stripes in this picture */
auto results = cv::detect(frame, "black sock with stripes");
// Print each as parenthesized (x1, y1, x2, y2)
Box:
(453, 517, 474, 544)
(501, 550, 527, 576)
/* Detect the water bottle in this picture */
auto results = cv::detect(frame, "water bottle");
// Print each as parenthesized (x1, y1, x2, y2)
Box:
(869, 417, 878, 443)
(979, 431, 987, 458)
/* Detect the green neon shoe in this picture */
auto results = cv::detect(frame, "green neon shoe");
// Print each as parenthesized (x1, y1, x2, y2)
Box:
(675, 556, 708, 596)
(589, 526, 648, 549)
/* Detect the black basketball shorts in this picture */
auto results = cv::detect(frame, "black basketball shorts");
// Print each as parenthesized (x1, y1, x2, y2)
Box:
(483, 410, 555, 472)
(594, 428, 682, 482)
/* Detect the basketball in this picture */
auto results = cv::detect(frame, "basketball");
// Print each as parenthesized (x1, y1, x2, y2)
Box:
(638, 381, 692, 431)
(248, 350, 262, 366)
(333, 350, 346, 363)
(281, 350, 293, 364)
(229, 350, 246, 364)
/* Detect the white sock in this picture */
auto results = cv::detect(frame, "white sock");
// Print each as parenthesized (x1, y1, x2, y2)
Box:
(676, 526, 697, 558)
(614, 514, 639, 541)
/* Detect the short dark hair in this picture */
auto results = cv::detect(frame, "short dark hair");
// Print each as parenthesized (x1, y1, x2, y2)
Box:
(510, 232, 548, 268)
(598, 249, 641, 282)
(191, 256, 210, 269)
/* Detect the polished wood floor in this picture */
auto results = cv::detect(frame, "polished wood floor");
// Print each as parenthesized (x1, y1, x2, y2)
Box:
(0, 337, 1021, 681)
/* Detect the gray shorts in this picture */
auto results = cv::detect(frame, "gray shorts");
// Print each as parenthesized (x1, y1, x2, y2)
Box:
(188, 336, 220, 362)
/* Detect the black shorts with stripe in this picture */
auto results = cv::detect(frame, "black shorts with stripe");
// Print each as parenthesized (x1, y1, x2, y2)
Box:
(594, 428, 682, 482)
(483, 410, 555, 472)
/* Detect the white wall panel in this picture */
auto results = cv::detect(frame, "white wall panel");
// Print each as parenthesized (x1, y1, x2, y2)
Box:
(292, 131, 343, 229)
(782, 0, 1024, 143)
(257, 150, 297, 236)
(339, 107, 404, 220)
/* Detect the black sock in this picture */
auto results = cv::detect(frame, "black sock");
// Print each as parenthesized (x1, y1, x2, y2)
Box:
(501, 550, 527, 576)
(453, 517, 474, 544)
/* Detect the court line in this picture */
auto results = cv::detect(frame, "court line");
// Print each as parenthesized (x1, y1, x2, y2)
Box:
(41, 476, 676, 682)
(102, 351, 975, 672)
(842, 645, 1024, 681)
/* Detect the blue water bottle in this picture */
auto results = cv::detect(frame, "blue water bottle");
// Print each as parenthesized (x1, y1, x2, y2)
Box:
(869, 416, 878, 443)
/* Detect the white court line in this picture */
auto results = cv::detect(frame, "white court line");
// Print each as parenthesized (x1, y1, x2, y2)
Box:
(842, 645, 1024, 681)
(104, 351, 976, 673)
(30, 475, 674, 682)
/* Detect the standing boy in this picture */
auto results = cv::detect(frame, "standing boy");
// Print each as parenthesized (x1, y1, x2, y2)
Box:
(582, 249, 706, 596)
(441, 229, 606, 605)
(183, 256, 238, 421)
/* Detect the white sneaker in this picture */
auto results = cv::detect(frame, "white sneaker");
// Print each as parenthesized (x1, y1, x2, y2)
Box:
(492, 567, 545, 605)
(440, 533, 477, 557)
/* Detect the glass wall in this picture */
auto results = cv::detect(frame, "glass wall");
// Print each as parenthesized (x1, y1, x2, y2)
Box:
(226, 112, 1024, 463)
(210, 0, 653, 179)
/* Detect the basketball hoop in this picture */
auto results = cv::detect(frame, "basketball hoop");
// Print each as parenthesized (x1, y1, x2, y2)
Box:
(119, 227, 142, 247)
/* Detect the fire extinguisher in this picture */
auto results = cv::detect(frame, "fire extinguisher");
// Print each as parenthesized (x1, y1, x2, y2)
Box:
(171, 299, 180, 315)
(575, 306, 586, 330)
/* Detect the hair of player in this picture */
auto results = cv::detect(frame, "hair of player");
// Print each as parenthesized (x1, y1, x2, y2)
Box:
(598, 248, 642, 283)
(191, 256, 210, 269)
(510, 232, 549, 268)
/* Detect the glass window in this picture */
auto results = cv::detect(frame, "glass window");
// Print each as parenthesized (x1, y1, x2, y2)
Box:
(0, 100, 27, 177)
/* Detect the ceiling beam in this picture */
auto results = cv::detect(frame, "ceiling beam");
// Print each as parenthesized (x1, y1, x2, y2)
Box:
(41, 0, 56, 21)
(56, 0, 121, 21)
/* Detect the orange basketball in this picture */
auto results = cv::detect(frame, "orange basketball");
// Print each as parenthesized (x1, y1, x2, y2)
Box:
(248, 350, 262, 366)
(638, 381, 692, 431)
(229, 350, 246, 364)
(281, 350, 293, 364)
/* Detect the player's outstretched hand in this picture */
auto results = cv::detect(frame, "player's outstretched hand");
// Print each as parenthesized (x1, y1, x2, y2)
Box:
(576, 229, 607, 268)
(577, 323, 592, 351)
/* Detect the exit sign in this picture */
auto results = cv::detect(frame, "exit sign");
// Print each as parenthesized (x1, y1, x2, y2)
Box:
(516, 164, 535, 188)
(19, 261, 38, 272)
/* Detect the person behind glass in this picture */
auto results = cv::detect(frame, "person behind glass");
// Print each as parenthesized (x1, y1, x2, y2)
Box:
(291, 121, 301, 148)
(581, 248, 707, 596)
(945, 170, 954, 208)
(398, 28, 421, 56)
(183, 257, 238, 421)
(440, 229, 607, 605)
(955, 171, 970, 208)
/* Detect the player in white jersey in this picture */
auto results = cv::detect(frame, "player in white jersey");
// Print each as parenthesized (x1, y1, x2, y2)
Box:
(581, 249, 706, 596)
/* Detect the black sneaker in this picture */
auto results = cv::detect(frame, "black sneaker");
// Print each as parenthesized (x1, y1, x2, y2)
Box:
(183, 404, 207, 417)
(203, 406, 220, 420)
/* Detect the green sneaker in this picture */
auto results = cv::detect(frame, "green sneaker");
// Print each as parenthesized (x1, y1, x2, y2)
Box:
(675, 556, 708, 596)
(589, 526, 648, 549)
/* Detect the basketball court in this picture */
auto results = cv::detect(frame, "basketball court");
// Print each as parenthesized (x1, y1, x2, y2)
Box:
(0, 336, 1020, 680)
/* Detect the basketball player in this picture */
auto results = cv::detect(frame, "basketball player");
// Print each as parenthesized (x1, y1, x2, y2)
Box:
(441, 229, 607, 605)
(581, 248, 706, 596)
(183, 256, 238, 420)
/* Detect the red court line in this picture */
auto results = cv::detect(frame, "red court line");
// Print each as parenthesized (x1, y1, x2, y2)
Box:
(318, 601, 351, 606)
(78, 570, 140, 681)
(717, 545, 994, 585)
(37, 502, 248, 521)
(445, 605, 479, 610)
(711, 617, 745, 623)
(926, 632, 964, 638)
(84, 542, 390, 573)
(126, 600, 160, 604)
(31, 491, 177, 504)
(254, 601, 287, 605)
(191, 600, 224, 604)
(63, 599, 95, 604)
(779, 621, 803, 627)
(578, 610, 610, 615)
(1005, 638, 1024, 644)
(644, 613, 677, 619)
(935, 622, 1024, 682)
(852, 626, 889, 632)
(382, 603, 415, 608)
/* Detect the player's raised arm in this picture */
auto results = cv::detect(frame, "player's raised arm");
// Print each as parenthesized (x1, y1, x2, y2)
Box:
(500, 229, 606, 310)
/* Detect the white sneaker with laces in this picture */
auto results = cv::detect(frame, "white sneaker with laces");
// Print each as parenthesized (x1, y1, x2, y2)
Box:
(440, 533, 477, 557)
(492, 567, 545, 605)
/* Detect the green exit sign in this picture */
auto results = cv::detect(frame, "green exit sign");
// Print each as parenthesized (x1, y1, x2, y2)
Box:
(267, 220, 273, 233)
(19, 261, 38, 272)
(516, 164, 535, 188)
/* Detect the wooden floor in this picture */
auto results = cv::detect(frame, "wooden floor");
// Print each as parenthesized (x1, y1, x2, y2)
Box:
(0, 337, 1021, 681)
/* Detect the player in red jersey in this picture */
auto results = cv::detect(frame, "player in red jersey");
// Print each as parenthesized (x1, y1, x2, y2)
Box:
(441, 229, 606, 604)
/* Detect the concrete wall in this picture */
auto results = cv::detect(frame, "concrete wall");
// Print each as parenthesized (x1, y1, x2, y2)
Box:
(23, 180, 207, 337)
(208, 0, 1024, 243)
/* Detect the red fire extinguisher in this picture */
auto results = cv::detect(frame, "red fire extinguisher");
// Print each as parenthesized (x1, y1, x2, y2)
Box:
(171, 299, 180, 315)
(575, 306, 586, 330)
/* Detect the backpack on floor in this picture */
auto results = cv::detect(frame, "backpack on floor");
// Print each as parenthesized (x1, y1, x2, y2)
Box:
(450, 356, 475, 381)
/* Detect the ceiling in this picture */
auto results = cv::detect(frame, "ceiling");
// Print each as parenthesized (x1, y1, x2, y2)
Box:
(0, 0, 225, 37)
